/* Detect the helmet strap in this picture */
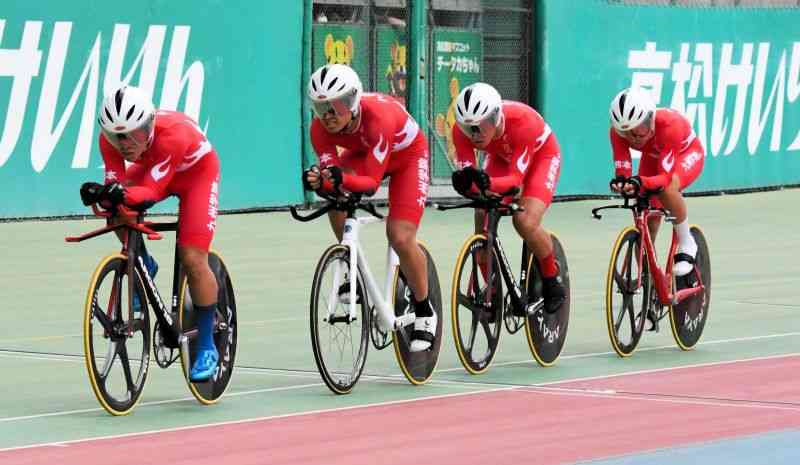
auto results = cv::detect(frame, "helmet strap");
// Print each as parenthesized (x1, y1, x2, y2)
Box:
(342, 107, 362, 134)
(493, 112, 505, 140)
(145, 114, 156, 149)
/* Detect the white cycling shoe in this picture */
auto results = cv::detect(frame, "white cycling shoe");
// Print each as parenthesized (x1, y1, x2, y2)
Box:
(409, 311, 437, 352)
(673, 242, 698, 277)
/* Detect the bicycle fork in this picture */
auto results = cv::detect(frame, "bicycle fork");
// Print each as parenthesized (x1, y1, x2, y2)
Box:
(327, 218, 362, 324)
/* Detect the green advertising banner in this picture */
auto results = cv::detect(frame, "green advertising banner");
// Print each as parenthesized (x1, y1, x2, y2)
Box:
(376, 25, 408, 107)
(311, 24, 369, 79)
(0, 0, 305, 217)
(305, 23, 370, 169)
(537, 0, 800, 194)
(430, 29, 482, 178)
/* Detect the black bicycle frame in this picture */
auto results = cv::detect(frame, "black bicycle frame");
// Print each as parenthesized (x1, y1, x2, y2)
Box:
(67, 208, 191, 348)
(437, 188, 533, 314)
(127, 218, 192, 348)
(482, 207, 532, 314)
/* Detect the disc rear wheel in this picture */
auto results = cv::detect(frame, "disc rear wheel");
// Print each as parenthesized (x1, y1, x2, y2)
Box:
(524, 233, 570, 367)
(393, 243, 443, 385)
(669, 226, 711, 350)
(179, 250, 238, 404)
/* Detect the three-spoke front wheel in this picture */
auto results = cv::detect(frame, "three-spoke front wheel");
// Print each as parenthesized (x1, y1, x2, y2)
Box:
(83, 254, 151, 416)
(451, 235, 503, 374)
(605, 227, 650, 357)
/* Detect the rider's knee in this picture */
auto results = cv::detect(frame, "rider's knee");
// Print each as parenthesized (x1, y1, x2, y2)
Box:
(666, 174, 682, 192)
(387, 223, 417, 253)
(179, 247, 209, 277)
(512, 209, 541, 236)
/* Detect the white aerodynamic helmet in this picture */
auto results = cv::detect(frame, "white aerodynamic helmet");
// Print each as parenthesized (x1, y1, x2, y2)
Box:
(308, 64, 363, 117)
(454, 82, 503, 137)
(609, 87, 656, 132)
(97, 85, 156, 150)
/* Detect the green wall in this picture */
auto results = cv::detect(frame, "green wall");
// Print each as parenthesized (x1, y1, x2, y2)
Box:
(536, 0, 800, 194)
(0, 0, 304, 217)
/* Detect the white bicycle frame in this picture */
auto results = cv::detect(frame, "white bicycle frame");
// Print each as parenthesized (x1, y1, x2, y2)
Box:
(327, 215, 416, 333)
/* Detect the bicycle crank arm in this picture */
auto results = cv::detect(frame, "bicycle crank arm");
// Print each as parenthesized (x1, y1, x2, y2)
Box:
(671, 285, 705, 305)
(525, 298, 544, 315)
(393, 313, 416, 331)
(179, 334, 192, 380)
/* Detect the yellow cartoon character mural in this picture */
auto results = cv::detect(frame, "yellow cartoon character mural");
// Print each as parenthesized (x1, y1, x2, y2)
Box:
(324, 34, 354, 65)
(434, 77, 461, 166)
(385, 41, 407, 104)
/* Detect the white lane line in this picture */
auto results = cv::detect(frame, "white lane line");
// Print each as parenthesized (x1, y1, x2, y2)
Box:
(3, 352, 799, 454)
(0, 383, 324, 423)
(0, 386, 517, 453)
(425, 352, 800, 390)
(515, 387, 800, 412)
(4, 352, 794, 425)
(436, 331, 800, 372)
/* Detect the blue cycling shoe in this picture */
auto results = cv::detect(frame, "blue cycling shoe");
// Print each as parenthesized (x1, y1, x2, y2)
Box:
(189, 347, 219, 382)
(133, 255, 158, 312)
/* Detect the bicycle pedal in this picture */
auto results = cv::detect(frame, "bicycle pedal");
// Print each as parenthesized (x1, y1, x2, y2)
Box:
(645, 310, 659, 332)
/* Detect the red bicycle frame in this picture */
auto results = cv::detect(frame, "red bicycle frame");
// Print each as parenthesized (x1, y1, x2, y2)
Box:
(593, 191, 705, 307)
(629, 205, 705, 307)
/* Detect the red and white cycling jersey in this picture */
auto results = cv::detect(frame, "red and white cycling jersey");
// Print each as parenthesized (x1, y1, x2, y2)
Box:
(99, 110, 220, 250)
(453, 101, 562, 205)
(610, 108, 705, 191)
(310, 92, 430, 225)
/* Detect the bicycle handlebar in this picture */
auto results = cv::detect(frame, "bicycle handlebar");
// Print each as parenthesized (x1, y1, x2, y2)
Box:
(435, 186, 524, 213)
(290, 189, 385, 223)
(591, 204, 629, 220)
(591, 195, 671, 221)
(594, 176, 674, 220)
(289, 203, 334, 222)
(65, 203, 163, 242)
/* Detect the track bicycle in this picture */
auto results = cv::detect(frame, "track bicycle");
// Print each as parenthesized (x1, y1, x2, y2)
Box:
(437, 188, 571, 374)
(290, 191, 443, 394)
(592, 178, 711, 357)
(67, 203, 238, 415)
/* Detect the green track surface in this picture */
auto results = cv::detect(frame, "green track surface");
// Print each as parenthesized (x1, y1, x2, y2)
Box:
(1, 190, 798, 449)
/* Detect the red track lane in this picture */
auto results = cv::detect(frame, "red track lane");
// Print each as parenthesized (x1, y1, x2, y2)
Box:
(3, 358, 800, 465)
(554, 355, 800, 404)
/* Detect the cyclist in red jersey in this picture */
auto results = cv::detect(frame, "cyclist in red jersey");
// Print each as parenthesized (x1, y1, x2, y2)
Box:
(303, 64, 436, 352)
(608, 87, 705, 278)
(79, 86, 221, 381)
(449, 82, 565, 314)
